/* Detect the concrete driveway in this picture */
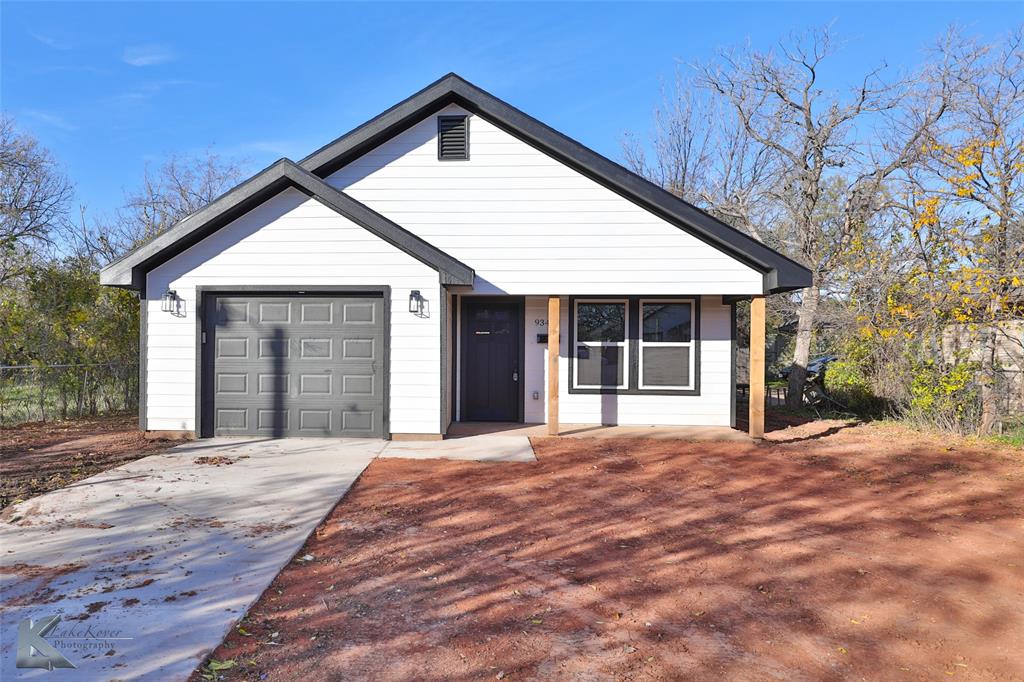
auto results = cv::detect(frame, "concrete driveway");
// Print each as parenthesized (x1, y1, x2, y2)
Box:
(0, 438, 382, 681)
(0, 433, 535, 680)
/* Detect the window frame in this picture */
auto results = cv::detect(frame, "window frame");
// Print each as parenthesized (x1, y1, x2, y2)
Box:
(638, 298, 697, 391)
(571, 298, 630, 390)
(567, 295, 701, 396)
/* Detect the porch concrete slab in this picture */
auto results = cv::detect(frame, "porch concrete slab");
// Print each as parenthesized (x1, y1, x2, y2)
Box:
(0, 437, 384, 681)
(446, 421, 753, 442)
(381, 435, 537, 463)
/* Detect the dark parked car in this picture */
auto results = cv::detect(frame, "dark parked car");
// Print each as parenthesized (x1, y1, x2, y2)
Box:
(780, 355, 839, 406)
(780, 355, 838, 379)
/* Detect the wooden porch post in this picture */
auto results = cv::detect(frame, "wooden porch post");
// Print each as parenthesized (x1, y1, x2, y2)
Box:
(547, 296, 560, 436)
(749, 296, 766, 439)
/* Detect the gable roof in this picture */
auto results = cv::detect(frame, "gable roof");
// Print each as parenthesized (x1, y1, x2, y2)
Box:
(300, 73, 811, 293)
(99, 159, 475, 292)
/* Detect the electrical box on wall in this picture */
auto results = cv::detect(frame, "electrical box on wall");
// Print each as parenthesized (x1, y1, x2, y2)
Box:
(536, 334, 548, 343)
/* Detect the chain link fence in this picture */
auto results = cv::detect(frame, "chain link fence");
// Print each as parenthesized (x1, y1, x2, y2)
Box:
(736, 383, 788, 407)
(995, 368, 1023, 434)
(0, 363, 138, 426)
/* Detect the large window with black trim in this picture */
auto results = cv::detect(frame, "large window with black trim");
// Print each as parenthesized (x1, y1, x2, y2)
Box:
(572, 299, 629, 390)
(569, 297, 699, 395)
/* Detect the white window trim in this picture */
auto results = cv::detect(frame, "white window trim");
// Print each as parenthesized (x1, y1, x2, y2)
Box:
(638, 298, 696, 391)
(573, 298, 629, 390)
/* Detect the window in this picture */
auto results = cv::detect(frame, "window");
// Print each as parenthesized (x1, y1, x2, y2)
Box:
(438, 115, 469, 160)
(639, 300, 695, 390)
(573, 300, 628, 389)
(568, 297, 700, 395)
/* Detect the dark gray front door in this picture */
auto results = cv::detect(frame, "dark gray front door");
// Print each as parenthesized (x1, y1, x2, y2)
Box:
(206, 294, 384, 437)
(461, 297, 522, 422)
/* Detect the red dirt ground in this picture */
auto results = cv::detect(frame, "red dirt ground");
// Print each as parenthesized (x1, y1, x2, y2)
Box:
(0, 415, 178, 510)
(195, 421, 1024, 681)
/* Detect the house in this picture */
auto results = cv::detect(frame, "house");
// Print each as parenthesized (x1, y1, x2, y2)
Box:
(942, 321, 1024, 417)
(100, 74, 811, 441)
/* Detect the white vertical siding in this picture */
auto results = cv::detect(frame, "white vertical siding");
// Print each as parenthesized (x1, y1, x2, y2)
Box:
(143, 188, 441, 434)
(327, 104, 764, 296)
(442, 287, 453, 431)
(523, 296, 549, 423)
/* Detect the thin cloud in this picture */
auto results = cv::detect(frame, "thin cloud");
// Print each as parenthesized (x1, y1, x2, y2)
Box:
(122, 44, 176, 67)
(111, 92, 150, 105)
(30, 31, 75, 50)
(22, 109, 77, 132)
(111, 79, 204, 105)
(230, 140, 298, 157)
(34, 64, 109, 76)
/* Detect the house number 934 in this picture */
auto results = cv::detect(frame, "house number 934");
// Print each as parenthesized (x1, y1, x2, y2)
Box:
(534, 319, 547, 327)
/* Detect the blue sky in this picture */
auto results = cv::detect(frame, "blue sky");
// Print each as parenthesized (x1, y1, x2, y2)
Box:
(1, 2, 1018, 221)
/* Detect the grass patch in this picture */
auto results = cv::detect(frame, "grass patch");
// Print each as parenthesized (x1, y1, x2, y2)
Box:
(990, 424, 1024, 449)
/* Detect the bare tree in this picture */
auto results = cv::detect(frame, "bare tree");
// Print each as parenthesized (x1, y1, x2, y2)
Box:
(696, 26, 959, 407)
(623, 71, 780, 243)
(623, 73, 716, 203)
(0, 116, 74, 285)
(68, 150, 244, 265)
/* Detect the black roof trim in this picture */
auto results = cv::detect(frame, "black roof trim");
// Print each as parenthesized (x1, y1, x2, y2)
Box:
(299, 73, 811, 294)
(100, 159, 475, 292)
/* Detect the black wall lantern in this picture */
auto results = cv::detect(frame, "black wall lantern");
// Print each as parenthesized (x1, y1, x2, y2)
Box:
(161, 289, 184, 316)
(408, 290, 425, 315)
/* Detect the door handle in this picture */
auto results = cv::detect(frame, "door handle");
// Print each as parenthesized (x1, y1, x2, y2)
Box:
(513, 371, 519, 382)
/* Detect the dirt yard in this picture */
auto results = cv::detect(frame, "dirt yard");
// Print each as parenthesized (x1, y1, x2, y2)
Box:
(195, 421, 1024, 681)
(0, 415, 177, 510)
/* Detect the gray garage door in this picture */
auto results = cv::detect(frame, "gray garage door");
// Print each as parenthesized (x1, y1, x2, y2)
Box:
(205, 294, 385, 437)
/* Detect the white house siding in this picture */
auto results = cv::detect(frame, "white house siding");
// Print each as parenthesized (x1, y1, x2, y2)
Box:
(326, 104, 764, 297)
(442, 287, 454, 431)
(518, 295, 734, 427)
(143, 187, 441, 434)
(523, 296, 549, 424)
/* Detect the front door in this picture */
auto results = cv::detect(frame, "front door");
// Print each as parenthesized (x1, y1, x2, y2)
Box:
(461, 298, 522, 421)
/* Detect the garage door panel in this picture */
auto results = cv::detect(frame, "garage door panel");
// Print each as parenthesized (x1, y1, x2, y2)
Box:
(299, 374, 332, 395)
(216, 408, 249, 431)
(215, 374, 249, 400)
(342, 338, 376, 360)
(299, 338, 333, 359)
(342, 301, 376, 323)
(256, 337, 290, 359)
(257, 408, 290, 432)
(216, 337, 249, 359)
(220, 302, 250, 324)
(342, 409, 375, 431)
(256, 373, 290, 395)
(258, 302, 291, 323)
(207, 294, 384, 437)
(300, 302, 333, 323)
(341, 374, 376, 396)
(298, 409, 332, 432)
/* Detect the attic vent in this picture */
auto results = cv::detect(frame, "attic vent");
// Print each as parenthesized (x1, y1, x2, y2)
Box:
(438, 115, 469, 160)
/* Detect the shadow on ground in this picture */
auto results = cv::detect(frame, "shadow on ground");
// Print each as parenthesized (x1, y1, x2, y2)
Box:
(198, 421, 1024, 681)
